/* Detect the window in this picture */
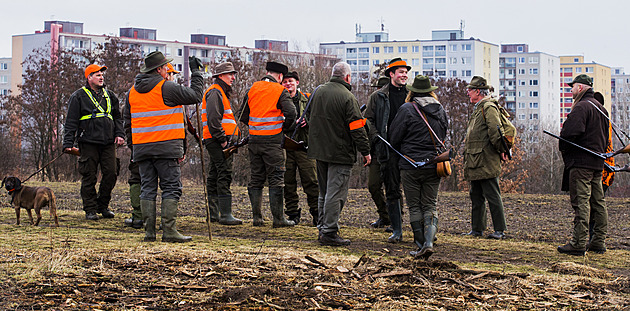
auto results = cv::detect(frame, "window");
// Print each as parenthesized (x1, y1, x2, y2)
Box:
(0, 76, 7, 83)
(518, 102, 526, 109)
(530, 91, 539, 97)
(529, 80, 538, 86)
(462, 44, 472, 51)
(450, 44, 457, 51)
(530, 102, 539, 108)
(346, 48, 356, 54)
(450, 70, 457, 77)
(565, 108, 572, 113)
(373, 47, 380, 54)
(177, 49, 183, 56)
(201, 50, 209, 57)
(519, 114, 526, 120)
(384, 46, 393, 53)
(574, 58, 580, 63)
(518, 57, 525, 63)
(423, 58, 434, 64)
(358, 47, 369, 53)
(461, 57, 471, 64)
(422, 46, 434, 57)
(373, 60, 380, 66)
(450, 57, 457, 64)
(436, 71, 446, 76)
(564, 68, 572, 73)
(529, 68, 538, 74)
(565, 98, 573, 103)
(529, 114, 533, 120)
(519, 80, 526, 86)
(177, 64, 182, 71)
(529, 57, 539, 63)
(517, 46, 524, 52)
(412, 58, 420, 66)
(412, 46, 419, 53)
(359, 60, 369, 66)
(518, 69, 526, 74)
(0, 63, 7, 70)
(586, 67, 594, 73)
(398, 46, 408, 53)
(435, 45, 446, 56)
(533, 113, 539, 120)
(462, 70, 472, 77)
(564, 77, 573, 83)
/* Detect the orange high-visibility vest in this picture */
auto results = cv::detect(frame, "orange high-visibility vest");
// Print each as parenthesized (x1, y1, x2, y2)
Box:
(247, 81, 285, 136)
(603, 122, 615, 187)
(129, 80, 185, 145)
(202, 84, 240, 140)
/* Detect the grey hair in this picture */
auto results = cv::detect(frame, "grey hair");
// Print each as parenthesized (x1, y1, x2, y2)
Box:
(332, 62, 351, 78)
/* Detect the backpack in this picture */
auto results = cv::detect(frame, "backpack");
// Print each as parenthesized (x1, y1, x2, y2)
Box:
(482, 98, 516, 149)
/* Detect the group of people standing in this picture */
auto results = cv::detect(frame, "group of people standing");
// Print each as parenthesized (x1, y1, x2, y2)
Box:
(62, 51, 610, 258)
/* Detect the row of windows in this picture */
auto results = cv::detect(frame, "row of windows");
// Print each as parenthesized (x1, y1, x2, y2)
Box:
(500, 68, 539, 76)
(370, 43, 472, 55)
(518, 113, 539, 120)
(562, 67, 594, 73)
(517, 102, 539, 109)
(500, 57, 539, 64)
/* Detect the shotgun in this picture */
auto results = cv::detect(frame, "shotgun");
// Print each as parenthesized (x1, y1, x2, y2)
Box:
(543, 130, 606, 159)
(602, 144, 630, 158)
(605, 163, 630, 173)
(283, 135, 306, 152)
(223, 136, 249, 159)
(497, 125, 512, 160)
(376, 135, 452, 168)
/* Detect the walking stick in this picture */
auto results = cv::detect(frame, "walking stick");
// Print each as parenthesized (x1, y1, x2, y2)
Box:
(192, 104, 212, 241)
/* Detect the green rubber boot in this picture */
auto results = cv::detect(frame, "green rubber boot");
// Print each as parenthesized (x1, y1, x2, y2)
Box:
(248, 187, 264, 226)
(417, 216, 438, 260)
(140, 199, 156, 242)
(269, 187, 295, 228)
(409, 221, 424, 257)
(208, 194, 220, 222)
(218, 195, 243, 225)
(161, 199, 192, 243)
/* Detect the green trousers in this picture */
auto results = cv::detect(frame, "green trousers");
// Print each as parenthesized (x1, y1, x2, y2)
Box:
(367, 161, 388, 222)
(284, 149, 319, 217)
(469, 177, 506, 232)
(569, 167, 607, 249)
(401, 169, 440, 224)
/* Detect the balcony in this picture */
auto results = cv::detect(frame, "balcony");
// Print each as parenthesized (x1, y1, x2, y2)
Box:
(346, 53, 357, 59)
(358, 53, 369, 58)
(358, 65, 370, 72)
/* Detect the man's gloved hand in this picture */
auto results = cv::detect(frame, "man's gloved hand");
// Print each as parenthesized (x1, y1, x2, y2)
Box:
(189, 56, 203, 73)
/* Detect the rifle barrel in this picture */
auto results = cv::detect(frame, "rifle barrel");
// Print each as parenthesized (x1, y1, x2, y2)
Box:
(543, 130, 606, 159)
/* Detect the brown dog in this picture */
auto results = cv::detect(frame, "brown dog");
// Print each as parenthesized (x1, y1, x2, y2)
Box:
(2, 176, 59, 227)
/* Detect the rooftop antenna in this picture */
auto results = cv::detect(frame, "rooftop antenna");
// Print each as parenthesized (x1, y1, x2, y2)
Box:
(379, 17, 385, 32)
(460, 19, 465, 37)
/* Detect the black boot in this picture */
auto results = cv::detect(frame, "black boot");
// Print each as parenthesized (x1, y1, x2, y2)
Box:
(287, 208, 301, 225)
(386, 199, 402, 243)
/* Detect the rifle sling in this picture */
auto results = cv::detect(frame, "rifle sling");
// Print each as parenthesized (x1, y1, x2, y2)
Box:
(411, 102, 445, 152)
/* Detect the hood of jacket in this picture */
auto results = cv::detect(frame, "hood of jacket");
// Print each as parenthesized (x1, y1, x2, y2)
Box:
(133, 73, 164, 93)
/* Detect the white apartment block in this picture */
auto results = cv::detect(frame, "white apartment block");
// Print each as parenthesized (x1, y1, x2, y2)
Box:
(10, 21, 336, 96)
(319, 30, 499, 88)
(611, 67, 630, 138)
(0, 57, 10, 96)
(499, 44, 560, 140)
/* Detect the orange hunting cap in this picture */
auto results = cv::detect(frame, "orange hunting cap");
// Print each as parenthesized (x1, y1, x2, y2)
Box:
(166, 63, 179, 74)
(85, 64, 107, 79)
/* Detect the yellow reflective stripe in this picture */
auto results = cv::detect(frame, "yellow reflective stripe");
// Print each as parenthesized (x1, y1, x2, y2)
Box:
(81, 87, 112, 120)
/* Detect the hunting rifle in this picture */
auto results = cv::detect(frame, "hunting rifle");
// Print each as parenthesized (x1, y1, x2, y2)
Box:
(223, 136, 249, 159)
(602, 144, 630, 158)
(497, 125, 512, 160)
(605, 163, 630, 173)
(376, 134, 452, 168)
(542, 130, 606, 159)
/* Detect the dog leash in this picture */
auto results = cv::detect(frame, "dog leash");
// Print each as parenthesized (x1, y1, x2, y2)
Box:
(21, 150, 67, 183)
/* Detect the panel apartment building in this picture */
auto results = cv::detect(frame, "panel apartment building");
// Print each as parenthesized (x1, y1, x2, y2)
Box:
(611, 67, 630, 145)
(559, 55, 611, 123)
(319, 29, 499, 88)
(10, 21, 337, 95)
(499, 44, 560, 140)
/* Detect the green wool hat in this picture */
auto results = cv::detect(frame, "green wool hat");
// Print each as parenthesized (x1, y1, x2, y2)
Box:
(567, 74, 593, 87)
(467, 76, 490, 89)
(406, 75, 438, 93)
(372, 76, 390, 88)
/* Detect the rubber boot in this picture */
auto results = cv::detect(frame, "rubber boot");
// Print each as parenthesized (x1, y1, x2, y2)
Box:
(124, 183, 144, 229)
(409, 221, 425, 257)
(417, 216, 438, 260)
(140, 199, 156, 242)
(218, 195, 242, 225)
(386, 199, 403, 243)
(161, 199, 192, 243)
(269, 187, 295, 228)
(248, 187, 264, 226)
(208, 194, 220, 222)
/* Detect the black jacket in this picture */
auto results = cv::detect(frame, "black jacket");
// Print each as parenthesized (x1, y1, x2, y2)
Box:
(389, 96, 448, 170)
(560, 88, 609, 171)
(63, 85, 124, 148)
(123, 71, 204, 162)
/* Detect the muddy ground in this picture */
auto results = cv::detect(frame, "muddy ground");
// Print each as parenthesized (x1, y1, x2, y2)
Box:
(0, 182, 629, 310)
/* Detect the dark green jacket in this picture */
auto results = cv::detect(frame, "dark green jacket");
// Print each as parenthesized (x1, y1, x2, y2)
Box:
(463, 96, 504, 181)
(283, 91, 310, 145)
(364, 84, 392, 163)
(308, 77, 370, 165)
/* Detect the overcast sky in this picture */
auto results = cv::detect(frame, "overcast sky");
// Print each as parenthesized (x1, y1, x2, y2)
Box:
(2, 0, 629, 72)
